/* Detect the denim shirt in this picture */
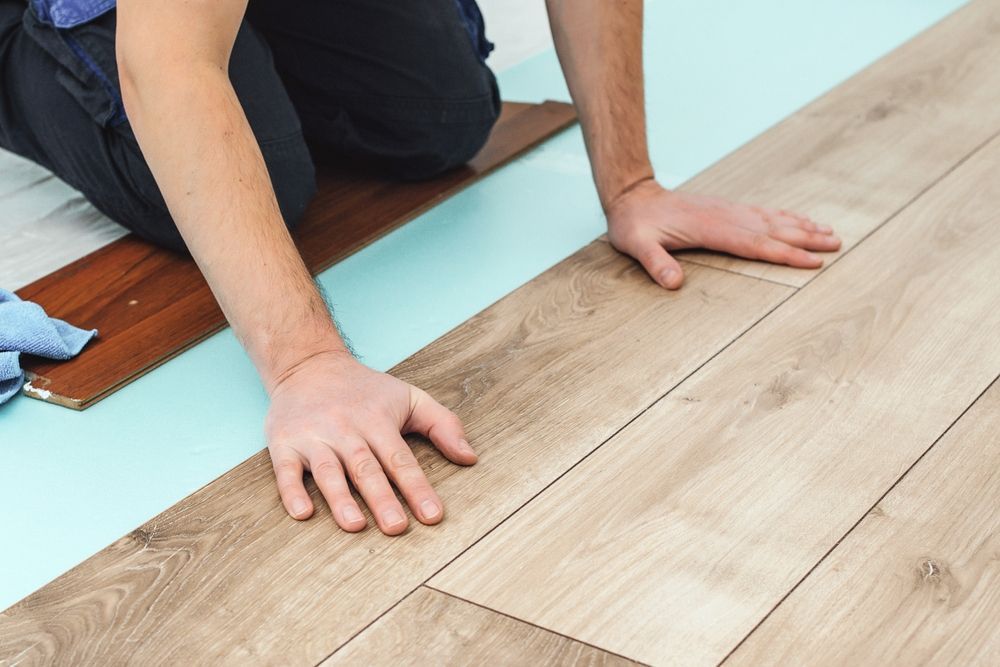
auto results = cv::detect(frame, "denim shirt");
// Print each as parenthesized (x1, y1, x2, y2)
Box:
(30, 0, 114, 28)
(30, 0, 495, 61)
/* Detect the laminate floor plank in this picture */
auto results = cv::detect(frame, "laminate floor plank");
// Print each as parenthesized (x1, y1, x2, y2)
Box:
(430, 121, 1000, 665)
(675, 0, 1000, 287)
(0, 244, 790, 664)
(322, 587, 638, 667)
(15, 100, 576, 410)
(727, 378, 1000, 666)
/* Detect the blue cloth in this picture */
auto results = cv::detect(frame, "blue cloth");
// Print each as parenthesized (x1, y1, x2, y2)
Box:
(0, 290, 97, 404)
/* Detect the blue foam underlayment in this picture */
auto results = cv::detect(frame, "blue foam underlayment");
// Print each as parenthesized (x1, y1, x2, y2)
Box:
(0, 0, 967, 608)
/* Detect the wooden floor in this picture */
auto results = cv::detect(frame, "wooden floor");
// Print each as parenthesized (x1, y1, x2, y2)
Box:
(3, 2, 1000, 665)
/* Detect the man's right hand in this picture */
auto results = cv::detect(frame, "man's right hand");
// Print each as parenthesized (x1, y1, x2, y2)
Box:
(264, 351, 478, 535)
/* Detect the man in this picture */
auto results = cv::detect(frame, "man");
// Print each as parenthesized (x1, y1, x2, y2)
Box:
(0, 0, 840, 535)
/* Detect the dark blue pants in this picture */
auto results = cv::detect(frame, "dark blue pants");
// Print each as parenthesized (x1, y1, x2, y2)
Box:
(0, 0, 501, 252)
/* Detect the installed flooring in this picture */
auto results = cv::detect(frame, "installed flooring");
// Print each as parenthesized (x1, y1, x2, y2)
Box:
(3, 2, 1000, 665)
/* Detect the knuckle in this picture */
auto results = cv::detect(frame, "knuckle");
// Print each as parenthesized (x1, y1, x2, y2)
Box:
(311, 458, 341, 477)
(638, 247, 662, 267)
(340, 441, 370, 460)
(352, 456, 384, 481)
(277, 480, 303, 497)
(273, 459, 300, 475)
(389, 449, 420, 471)
(439, 412, 463, 432)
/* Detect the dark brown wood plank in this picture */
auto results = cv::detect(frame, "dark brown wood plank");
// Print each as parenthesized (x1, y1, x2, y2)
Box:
(16, 100, 577, 409)
(0, 244, 791, 664)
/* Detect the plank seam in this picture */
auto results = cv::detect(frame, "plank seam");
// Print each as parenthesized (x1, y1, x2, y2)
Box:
(328, 585, 650, 666)
(718, 372, 1000, 666)
(314, 129, 996, 660)
(313, 276, 798, 663)
(424, 586, 651, 665)
(680, 122, 1000, 288)
(593, 236, 800, 289)
(675, 258, 798, 288)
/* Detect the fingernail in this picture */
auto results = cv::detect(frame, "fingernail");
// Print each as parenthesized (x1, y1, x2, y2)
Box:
(659, 269, 677, 286)
(818, 224, 833, 234)
(807, 252, 821, 263)
(383, 509, 406, 528)
(342, 505, 364, 525)
(458, 439, 475, 455)
(421, 499, 441, 520)
(292, 499, 309, 517)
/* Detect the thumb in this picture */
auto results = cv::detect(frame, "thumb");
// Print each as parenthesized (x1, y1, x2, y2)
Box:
(633, 239, 685, 290)
(405, 387, 478, 466)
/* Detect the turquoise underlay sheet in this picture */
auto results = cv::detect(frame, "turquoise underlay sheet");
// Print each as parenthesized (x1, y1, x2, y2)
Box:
(0, 0, 967, 609)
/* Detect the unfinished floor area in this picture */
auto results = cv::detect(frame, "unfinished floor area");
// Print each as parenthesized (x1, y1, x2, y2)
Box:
(3, 1, 1000, 665)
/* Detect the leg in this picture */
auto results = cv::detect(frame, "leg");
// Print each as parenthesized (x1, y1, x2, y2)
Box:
(246, 0, 502, 180)
(0, 2, 315, 253)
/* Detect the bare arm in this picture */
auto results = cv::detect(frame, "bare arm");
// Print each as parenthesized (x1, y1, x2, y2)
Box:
(116, 0, 342, 390)
(117, 0, 475, 535)
(546, 0, 841, 288)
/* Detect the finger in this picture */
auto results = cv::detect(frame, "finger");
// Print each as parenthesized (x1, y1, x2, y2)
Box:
(339, 439, 409, 535)
(369, 432, 444, 525)
(307, 450, 367, 532)
(406, 387, 478, 466)
(751, 206, 834, 237)
(778, 211, 835, 235)
(270, 453, 313, 520)
(739, 229, 824, 268)
(632, 238, 685, 290)
(766, 224, 842, 252)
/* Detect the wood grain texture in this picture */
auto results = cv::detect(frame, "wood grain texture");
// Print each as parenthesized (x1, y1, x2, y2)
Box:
(323, 587, 637, 666)
(0, 244, 789, 664)
(676, 0, 1000, 287)
(14, 100, 577, 410)
(728, 379, 1000, 667)
(430, 123, 1000, 664)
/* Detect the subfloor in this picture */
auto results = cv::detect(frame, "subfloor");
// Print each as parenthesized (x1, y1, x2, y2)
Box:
(3, 1, 1000, 665)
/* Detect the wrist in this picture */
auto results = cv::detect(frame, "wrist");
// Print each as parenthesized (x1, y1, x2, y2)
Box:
(597, 164, 656, 212)
(263, 345, 354, 397)
(249, 314, 352, 395)
(603, 173, 663, 216)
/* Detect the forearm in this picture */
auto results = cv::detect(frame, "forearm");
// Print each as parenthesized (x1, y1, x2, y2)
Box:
(546, 0, 653, 209)
(120, 65, 346, 392)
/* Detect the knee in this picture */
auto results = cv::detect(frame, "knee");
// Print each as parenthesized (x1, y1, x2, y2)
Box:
(352, 69, 502, 182)
(393, 108, 500, 181)
(394, 50, 503, 180)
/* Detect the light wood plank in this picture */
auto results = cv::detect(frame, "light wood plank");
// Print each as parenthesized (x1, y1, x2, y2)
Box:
(728, 379, 1000, 666)
(323, 587, 637, 666)
(676, 0, 1000, 286)
(431, 118, 1000, 664)
(0, 245, 789, 664)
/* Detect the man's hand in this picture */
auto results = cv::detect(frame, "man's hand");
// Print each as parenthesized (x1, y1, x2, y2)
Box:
(606, 179, 842, 289)
(545, 0, 841, 286)
(265, 352, 477, 535)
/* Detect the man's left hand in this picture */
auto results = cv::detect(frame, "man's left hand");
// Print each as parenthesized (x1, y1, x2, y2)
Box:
(606, 178, 841, 289)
